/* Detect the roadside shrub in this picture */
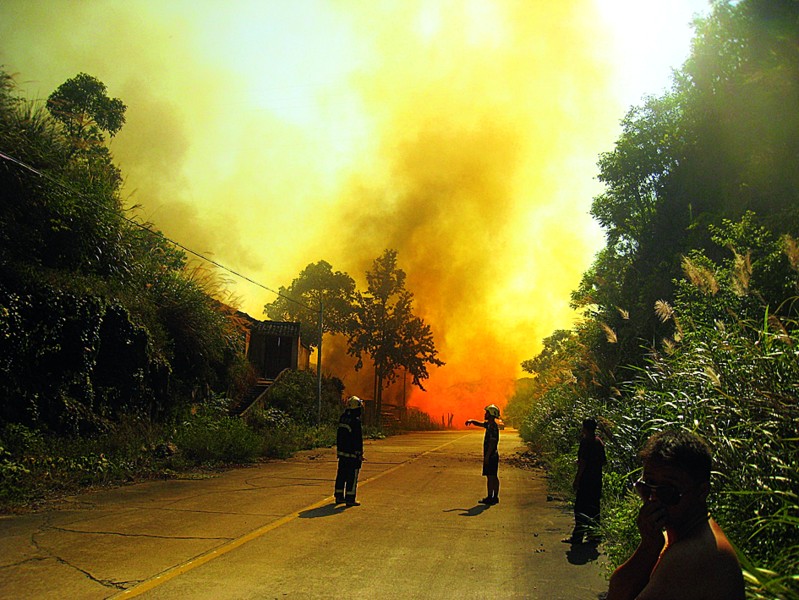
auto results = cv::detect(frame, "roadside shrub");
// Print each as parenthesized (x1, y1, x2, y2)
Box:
(0, 402, 344, 511)
(172, 411, 261, 465)
(504, 377, 536, 429)
(402, 407, 442, 431)
(300, 423, 337, 448)
(521, 383, 599, 459)
(0, 419, 178, 509)
(245, 406, 293, 431)
(517, 305, 798, 597)
(264, 371, 342, 425)
(600, 488, 641, 571)
(246, 406, 337, 459)
(1, 422, 47, 455)
(0, 443, 31, 504)
(363, 426, 386, 441)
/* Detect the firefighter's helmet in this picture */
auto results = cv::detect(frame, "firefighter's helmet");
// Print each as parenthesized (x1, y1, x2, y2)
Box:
(345, 395, 363, 410)
(484, 404, 500, 418)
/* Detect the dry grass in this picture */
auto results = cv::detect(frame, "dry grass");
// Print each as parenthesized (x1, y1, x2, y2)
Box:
(682, 255, 720, 295)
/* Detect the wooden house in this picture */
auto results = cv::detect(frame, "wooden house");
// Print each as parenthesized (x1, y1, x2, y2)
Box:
(239, 314, 311, 380)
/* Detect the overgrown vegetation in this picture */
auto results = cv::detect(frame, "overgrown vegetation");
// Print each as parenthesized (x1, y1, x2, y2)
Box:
(0, 371, 353, 510)
(402, 407, 445, 431)
(508, 2, 799, 598)
(0, 69, 253, 433)
(0, 66, 442, 512)
(0, 69, 382, 511)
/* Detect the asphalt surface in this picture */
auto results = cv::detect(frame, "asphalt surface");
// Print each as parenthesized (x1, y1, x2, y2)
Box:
(0, 429, 608, 599)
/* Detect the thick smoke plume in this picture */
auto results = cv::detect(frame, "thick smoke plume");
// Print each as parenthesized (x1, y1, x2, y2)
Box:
(320, 2, 615, 421)
(1, 0, 703, 423)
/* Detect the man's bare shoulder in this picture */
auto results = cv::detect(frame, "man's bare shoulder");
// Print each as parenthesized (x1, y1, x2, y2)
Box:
(637, 520, 744, 600)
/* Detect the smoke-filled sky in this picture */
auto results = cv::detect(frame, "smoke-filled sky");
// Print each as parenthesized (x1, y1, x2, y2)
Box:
(1, 0, 709, 419)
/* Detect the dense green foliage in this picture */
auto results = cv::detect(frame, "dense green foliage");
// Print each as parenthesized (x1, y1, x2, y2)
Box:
(0, 69, 441, 511)
(0, 69, 251, 434)
(509, 2, 799, 597)
(572, 0, 799, 387)
(0, 371, 348, 509)
(258, 369, 344, 425)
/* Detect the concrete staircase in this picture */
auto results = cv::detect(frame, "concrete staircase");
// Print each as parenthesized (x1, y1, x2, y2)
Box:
(231, 368, 293, 417)
(231, 379, 273, 417)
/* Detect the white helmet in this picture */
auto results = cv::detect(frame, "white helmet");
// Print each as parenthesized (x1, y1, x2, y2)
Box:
(345, 395, 363, 410)
(484, 404, 500, 418)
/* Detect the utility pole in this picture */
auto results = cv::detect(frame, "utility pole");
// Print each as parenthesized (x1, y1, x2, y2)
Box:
(317, 298, 323, 424)
(402, 365, 407, 425)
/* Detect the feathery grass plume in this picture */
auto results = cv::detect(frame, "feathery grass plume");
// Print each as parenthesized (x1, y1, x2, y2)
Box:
(183, 259, 230, 298)
(731, 250, 752, 297)
(616, 306, 630, 320)
(767, 314, 792, 346)
(682, 255, 719, 295)
(654, 299, 674, 323)
(783, 234, 799, 272)
(600, 322, 617, 343)
(655, 300, 683, 345)
(704, 365, 721, 387)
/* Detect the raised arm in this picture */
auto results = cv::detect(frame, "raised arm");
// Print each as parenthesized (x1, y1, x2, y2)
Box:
(606, 502, 667, 600)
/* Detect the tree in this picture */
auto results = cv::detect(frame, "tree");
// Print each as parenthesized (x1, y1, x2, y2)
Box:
(511, 5, 799, 591)
(678, 0, 799, 234)
(521, 329, 590, 387)
(46, 72, 126, 148)
(590, 93, 687, 254)
(348, 249, 444, 421)
(263, 260, 356, 350)
(38, 73, 128, 275)
(46, 72, 126, 197)
(572, 0, 799, 387)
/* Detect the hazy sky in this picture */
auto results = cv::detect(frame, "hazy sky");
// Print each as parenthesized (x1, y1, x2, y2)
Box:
(1, 0, 710, 417)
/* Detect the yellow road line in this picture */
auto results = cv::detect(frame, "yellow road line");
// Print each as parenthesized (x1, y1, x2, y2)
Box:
(111, 433, 471, 598)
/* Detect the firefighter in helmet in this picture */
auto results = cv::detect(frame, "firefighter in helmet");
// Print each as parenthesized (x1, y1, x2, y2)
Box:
(335, 395, 364, 506)
(465, 404, 501, 505)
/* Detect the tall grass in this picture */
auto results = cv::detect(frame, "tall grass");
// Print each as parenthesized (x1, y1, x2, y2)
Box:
(520, 309, 798, 599)
(517, 219, 799, 599)
(600, 311, 799, 599)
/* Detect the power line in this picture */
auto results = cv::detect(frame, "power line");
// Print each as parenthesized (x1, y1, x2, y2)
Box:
(2, 147, 325, 423)
(0, 148, 315, 313)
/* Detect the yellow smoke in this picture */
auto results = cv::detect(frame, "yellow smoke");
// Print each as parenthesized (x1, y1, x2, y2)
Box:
(0, 0, 704, 419)
(321, 1, 617, 415)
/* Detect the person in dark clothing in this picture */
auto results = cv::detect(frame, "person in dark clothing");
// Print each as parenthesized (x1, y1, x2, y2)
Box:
(465, 404, 501, 505)
(564, 417, 606, 544)
(335, 395, 364, 507)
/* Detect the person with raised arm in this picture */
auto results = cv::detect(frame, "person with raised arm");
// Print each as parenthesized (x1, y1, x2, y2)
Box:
(465, 404, 501, 505)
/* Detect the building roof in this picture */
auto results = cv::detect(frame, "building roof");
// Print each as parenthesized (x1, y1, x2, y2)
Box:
(255, 320, 301, 337)
(236, 311, 304, 339)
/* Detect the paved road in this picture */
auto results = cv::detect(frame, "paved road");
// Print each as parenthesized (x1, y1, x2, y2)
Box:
(0, 429, 608, 599)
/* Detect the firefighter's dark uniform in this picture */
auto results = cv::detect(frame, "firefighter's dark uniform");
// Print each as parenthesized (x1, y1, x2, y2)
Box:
(335, 407, 363, 504)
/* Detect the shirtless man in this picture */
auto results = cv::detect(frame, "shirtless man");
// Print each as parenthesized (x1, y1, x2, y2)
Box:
(607, 430, 745, 600)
